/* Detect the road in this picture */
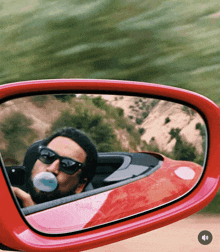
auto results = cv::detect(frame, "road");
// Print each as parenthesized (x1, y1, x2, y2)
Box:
(84, 214, 220, 252)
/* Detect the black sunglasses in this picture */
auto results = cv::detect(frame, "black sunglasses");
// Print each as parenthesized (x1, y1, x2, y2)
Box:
(38, 146, 84, 175)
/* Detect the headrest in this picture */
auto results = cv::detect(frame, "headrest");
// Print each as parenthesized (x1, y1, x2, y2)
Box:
(23, 140, 44, 178)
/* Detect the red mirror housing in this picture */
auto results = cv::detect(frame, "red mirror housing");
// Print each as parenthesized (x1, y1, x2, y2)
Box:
(0, 79, 219, 251)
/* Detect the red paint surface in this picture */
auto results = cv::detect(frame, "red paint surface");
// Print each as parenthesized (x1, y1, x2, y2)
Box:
(26, 154, 203, 233)
(85, 155, 203, 228)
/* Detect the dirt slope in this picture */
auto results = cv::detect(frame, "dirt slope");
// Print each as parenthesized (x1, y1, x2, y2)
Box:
(102, 95, 205, 154)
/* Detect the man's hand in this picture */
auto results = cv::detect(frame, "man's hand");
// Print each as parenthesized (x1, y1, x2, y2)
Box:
(11, 187, 36, 207)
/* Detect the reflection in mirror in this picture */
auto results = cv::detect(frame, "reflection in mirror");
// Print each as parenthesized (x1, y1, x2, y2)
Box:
(0, 94, 207, 234)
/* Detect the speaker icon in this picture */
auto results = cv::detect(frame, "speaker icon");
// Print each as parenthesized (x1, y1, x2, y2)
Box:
(198, 231, 212, 245)
(202, 235, 209, 241)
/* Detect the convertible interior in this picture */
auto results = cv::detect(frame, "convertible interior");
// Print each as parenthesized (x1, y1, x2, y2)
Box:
(5, 152, 163, 215)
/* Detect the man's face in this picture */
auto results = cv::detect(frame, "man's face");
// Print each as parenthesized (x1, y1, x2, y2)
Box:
(29, 136, 87, 203)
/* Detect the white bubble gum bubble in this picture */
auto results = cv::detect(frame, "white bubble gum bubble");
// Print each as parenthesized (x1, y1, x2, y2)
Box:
(33, 172, 58, 192)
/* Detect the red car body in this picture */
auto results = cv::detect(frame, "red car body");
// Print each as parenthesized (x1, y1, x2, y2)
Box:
(26, 152, 203, 234)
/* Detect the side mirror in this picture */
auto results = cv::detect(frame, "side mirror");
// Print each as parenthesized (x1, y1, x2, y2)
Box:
(0, 79, 219, 252)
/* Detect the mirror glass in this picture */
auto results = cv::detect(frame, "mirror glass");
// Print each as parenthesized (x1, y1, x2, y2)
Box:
(0, 94, 207, 234)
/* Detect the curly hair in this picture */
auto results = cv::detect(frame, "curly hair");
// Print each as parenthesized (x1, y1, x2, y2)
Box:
(23, 127, 98, 184)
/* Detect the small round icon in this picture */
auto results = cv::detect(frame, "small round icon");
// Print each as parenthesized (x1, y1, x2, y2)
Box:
(198, 230, 212, 245)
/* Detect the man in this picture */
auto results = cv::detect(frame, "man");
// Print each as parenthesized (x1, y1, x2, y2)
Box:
(12, 127, 98, 207)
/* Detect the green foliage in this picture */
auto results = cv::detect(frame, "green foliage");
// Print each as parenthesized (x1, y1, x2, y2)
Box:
(139, 128, 145, 135)
(182, 106, 195, 116)
(195, 123, 207, 152)
(0, 0, 219, 105)
(0, 112, 36, 164)
(173, 137, 196, 162)
(0, 112, 33, 141)
(49, 93, 141, 151)
(116, 107, 124, 117)
(169, 128, 181, 141)
(54, 94, 76, 103)
(165, 117, 171, 124)
(182, 106, 190, 114)
(151, 100, 159, 108)
(169, 127, 200, 163)
(51, 109, 119, 152)
(31, 95, 48, 107)
(196, 123, 206, 139)
(142, 111, 149, 119)
(196, 122, 202, 130)
(193, 153, 205, 166)
(92, 96, 107, 109)
(124, 124, 132, 133)
(142, 127, 203, 164)
(142, 140, 174, 158)
(142, 139, 160, 153)
(136, 118, 143, 125)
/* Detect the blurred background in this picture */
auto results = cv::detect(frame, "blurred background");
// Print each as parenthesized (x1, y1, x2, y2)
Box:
(1, 0, 219, 250)
(1, 0, 219, 105)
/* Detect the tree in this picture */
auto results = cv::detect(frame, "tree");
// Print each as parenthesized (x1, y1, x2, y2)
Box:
(50, 109, 118, 152)
(169, 128, 196, 162)
(0, 112, 35, 164)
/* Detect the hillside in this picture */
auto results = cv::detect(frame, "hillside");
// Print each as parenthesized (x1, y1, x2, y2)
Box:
(100, 95, 206, 155)
(0, 94, 206, 166)
(0, 95, 141, 164)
